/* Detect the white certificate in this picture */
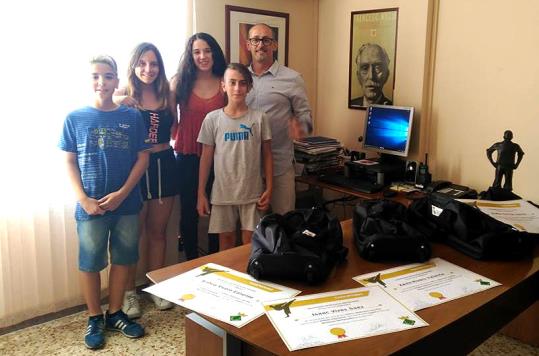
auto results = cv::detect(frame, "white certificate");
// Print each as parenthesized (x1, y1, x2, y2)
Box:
(144, 263, 300, 328)
(458, 199, 539, 233)
(263, 287, 427, 351)
(354, 258, 501, 311)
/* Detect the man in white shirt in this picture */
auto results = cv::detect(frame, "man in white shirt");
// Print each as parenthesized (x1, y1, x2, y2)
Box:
(246, 23, 313, 214)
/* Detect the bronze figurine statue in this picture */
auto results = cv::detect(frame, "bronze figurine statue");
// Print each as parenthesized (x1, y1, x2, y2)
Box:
(486, 130, 524, 191)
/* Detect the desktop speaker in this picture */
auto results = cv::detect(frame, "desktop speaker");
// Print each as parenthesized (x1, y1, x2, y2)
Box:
(405, 160, 418, 183)
(350, 151, 365, 161)
(376, 172, 385, 185)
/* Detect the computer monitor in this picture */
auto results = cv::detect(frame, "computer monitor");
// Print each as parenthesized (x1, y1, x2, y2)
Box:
(362, 104, 414, 158)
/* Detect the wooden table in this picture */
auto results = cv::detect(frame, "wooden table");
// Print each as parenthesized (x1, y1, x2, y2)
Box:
(295, 174, 425, 206)
(148, 220, 539, 356)
(297, 173, 539, 346)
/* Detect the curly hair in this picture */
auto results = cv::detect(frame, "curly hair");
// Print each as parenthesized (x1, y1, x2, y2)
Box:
(126, 42, 169, 109)
(174, 33, 227, 106)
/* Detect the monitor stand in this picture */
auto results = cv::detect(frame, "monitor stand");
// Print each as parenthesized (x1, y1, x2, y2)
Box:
(377, 153, 405, 166)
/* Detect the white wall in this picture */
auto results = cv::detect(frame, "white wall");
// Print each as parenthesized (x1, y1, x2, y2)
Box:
(429, 0, 539, 200)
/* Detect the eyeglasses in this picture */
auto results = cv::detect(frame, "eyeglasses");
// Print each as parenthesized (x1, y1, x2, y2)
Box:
(248, 37, 274, 46)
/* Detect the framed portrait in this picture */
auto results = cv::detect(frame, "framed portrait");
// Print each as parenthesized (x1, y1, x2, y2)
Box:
(225, 5, 289, 66)
(348, 8, 399, 110)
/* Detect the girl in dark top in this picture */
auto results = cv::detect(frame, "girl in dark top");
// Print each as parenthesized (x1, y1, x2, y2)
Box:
(170, 33, 227, 260)
(115, 42, 176, 317)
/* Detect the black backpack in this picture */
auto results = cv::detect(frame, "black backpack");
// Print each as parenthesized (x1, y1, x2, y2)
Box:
(408, 193, 536, 260)
(353, 199, 431, 262)
(247, 208, 348, 284)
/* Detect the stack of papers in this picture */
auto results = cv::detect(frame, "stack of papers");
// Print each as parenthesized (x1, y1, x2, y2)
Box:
(294, 136, 342, 174)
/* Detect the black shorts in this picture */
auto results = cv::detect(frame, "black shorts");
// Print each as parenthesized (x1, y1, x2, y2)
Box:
(140, 148, 178, 201)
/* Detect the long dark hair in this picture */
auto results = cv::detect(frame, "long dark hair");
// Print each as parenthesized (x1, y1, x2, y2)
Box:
(127, 42, 169, 109)
(174, 33, 227, 106)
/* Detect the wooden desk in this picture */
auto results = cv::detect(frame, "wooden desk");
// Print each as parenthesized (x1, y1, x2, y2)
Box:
(297, 174, 539, 345)
(148, 220, 539, 356)
(295, 174, 421, 206)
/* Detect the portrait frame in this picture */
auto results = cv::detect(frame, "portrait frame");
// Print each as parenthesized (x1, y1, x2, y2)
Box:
(348, 8, 399, 110)
(225, 5, 289, 66)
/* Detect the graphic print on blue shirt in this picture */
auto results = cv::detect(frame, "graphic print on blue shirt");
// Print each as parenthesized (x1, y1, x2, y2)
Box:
(89, 127, 130, 150)
(224, 123, 255, 141)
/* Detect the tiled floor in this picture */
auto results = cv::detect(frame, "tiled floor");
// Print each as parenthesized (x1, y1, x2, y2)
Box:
(0, 298, 186, 356)
(1, 296, 538, 355)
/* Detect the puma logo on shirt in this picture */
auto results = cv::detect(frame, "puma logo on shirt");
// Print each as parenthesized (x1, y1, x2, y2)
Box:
(224, 123, 255, 141)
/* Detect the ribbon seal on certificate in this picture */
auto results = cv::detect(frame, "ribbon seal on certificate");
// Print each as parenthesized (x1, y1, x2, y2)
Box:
(179, 294, 195, 302)
(429, 291, 446, 300)
(330, 327, 347, 338)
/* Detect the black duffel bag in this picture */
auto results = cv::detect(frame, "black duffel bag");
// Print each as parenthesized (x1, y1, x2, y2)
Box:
(408, 192, 535, 260)
(353, 199, 431, 262)
(247, 208, 348, 284)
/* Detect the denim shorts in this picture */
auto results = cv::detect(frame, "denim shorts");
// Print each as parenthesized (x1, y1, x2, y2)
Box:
(76, 214, 139, 272)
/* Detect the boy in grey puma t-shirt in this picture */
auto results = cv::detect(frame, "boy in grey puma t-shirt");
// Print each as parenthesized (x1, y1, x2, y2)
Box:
(197, 107, 272, 238)
(198, 108, 271, 205)
(197, 63, 273, 251)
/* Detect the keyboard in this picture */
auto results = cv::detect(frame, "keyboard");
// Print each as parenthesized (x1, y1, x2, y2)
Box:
(318, 174, 383, 193)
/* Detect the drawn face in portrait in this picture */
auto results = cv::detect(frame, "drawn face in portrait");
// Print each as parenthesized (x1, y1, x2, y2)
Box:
(348, 9, 398, 109)
(356, 44, 390, 105)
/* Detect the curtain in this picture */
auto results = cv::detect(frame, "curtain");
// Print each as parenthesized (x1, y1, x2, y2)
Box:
(0, 0, 192, 328)
(0, 204, 98, 327)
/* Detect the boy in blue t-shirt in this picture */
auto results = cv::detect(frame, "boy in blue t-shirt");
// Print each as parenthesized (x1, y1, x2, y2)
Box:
(59, 55, 150, 349)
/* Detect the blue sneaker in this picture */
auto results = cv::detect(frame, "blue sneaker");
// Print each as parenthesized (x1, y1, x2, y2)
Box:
(84, 315, 105, 349)
(105, 310, 145, 338)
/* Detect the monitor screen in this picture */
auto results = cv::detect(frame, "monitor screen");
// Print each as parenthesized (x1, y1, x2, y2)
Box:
(362, 104, 414, 157)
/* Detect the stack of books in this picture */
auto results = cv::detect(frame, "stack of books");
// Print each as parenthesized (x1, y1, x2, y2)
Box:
(294, 136, 342, 174)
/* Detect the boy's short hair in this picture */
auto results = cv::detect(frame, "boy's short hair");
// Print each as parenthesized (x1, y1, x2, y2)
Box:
(226, 63, 253, 88)
(90, 55, 118, 75)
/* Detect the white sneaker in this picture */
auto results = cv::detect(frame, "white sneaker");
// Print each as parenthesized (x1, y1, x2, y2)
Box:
(150, 294, 173, 310)
(122, 290, 142, 319)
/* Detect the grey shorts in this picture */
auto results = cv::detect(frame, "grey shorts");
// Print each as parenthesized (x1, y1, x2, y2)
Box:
(208, 203, 261, 233)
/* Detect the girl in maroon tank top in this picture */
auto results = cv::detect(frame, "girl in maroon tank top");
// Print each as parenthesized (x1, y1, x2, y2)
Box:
(170, 33, 227, 260)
